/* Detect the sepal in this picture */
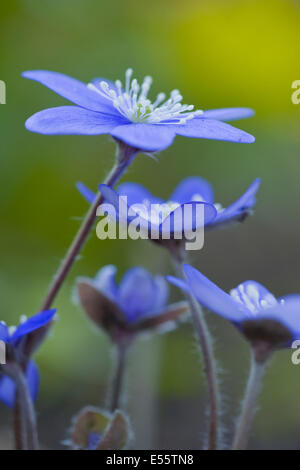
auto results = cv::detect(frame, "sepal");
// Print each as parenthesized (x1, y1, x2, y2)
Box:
(69, 406, 131, 450)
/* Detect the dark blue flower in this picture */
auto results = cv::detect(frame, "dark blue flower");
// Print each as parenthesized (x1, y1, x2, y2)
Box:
(77, 266, 189, 340)
(0, 309, 56, 407)
(22, 69, 255, 151)
(80, 265, 169, 324)
(168, 265, 300, 347)
(76, 176, 260, 233)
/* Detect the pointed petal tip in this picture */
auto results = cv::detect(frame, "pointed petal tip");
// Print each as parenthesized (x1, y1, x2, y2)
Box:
(165, 275, 177, 284)
(244, 133, 255, 144)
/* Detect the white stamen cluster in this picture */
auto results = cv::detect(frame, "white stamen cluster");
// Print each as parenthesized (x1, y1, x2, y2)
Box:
(230, 283, 279, 315)
(88, 68, 203, 125)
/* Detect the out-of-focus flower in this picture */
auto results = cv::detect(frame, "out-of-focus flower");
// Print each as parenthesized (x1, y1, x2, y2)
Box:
(68, 407, 131, 450)
(168, 265, 300, 360)
(77, 176, 260, 234)
(76, 266, 188, 342)
(23, 69, 255, 151)
(0, 361, 39, 408)
(0, 309, 56, 407)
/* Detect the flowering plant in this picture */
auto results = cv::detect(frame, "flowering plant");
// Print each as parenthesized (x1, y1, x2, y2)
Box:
(77, 176, 260, 233)
(23, 69, 255, 151)
(77, 265, 189, 341)
(6, 61, 294, 452)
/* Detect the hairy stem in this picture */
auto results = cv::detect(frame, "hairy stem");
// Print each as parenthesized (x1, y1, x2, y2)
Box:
(39, 142, 137, 312)
(232, 351, 267, 450)
(108, 343, 128, 412)
(172, 256, 220, 450)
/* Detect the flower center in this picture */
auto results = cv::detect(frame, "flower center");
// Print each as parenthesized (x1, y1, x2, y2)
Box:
(133, 199, 180, 224)
(88, 68, 203, 125)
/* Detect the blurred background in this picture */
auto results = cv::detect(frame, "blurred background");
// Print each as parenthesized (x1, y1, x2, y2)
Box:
(1, 0, 300, 450)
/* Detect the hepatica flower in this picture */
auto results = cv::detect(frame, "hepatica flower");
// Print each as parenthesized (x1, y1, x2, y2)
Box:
(77, 176, 260, 236)
(23, 68, 255, 152)
(0, 309, 56, 407)
(77, 265, 188, 342)
(168, 265, 300, 356)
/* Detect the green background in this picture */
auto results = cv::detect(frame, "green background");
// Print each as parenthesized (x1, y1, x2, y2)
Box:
(1, 0, 300, 449)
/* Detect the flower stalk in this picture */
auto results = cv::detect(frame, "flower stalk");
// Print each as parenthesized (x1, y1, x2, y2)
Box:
(171, 254, 220, 450)
(108, 342, 129, 412)
(232, 350, 267, 450)
(39, 141, 137, 312)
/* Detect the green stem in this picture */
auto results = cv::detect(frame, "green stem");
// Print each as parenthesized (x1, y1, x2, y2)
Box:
(232, 351, 267, 450)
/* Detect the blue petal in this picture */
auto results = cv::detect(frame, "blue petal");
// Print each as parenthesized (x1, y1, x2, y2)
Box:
(0, 374, 15, 407)
(98, 184, 131, 222)
(117, 182, 163, 206)
(199, 108, 255, 122)
(170, 177, 214, 204)
(25, 361, 40, 403)
(160, 202, 217, 236)
(166, 275, 190, 294)
(87, 431, 102, 450)
(99, 184, 156, 235)
(183, 265, 249, 322)
(111, 123, 176, 152)
(230, 280, 277, 313)
(0, 323, 9, 342)
(25, 106, 126, 135)
(118, 268, 157, 322)
(11, 309, 56, 342)
(175, 119, 255, 144)
(150, 275, 169, 312)
(93, 265, 118, 302)
(0, 361, 39, 408)
(77, 182, 97, 204)
(212, 178, 261, 227)
(22, 70, 119, 115)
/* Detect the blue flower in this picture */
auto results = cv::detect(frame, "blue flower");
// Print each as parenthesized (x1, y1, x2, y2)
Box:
(168, 265, 300, 348)
(0, 310, 56, 345)
(79, 265, 168, 324)
(0, 309, 56, 408)
(22, 69, 255, 152)
(76, 176, 260, 233)
(77, 266, 188, 339)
